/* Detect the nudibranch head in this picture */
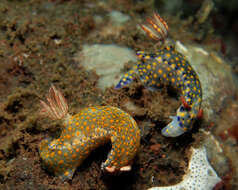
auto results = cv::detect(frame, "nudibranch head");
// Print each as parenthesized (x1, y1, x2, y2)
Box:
(162, 98, 202, 137)
(161, 115, 185, 137)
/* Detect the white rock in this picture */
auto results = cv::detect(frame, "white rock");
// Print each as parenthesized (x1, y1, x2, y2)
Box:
(76, 44, 137, 90)
(148, 146, 221, 190)
(108, 11, 130, 26)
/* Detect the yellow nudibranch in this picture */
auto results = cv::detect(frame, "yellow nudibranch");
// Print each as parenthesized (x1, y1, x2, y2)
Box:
(39, 86, 140, 180)
(115, 13, 203, 137)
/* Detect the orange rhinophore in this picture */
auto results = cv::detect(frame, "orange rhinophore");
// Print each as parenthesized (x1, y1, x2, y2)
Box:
(141, 13, 168, 41)
(40, 85, 68, 120)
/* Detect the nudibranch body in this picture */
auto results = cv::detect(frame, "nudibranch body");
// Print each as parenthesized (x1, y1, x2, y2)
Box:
(115, 13, 202, 137)
(39, 86, 140, 180)
(115, 46, 202, 137)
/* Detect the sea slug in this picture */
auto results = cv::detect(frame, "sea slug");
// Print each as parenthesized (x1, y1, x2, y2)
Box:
(115, 13, 203, 137)
(39, 85, 140, 180)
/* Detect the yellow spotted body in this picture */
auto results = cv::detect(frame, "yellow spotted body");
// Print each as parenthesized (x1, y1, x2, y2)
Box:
(39, 106, 140, 180)
(115, 46, 202, 137)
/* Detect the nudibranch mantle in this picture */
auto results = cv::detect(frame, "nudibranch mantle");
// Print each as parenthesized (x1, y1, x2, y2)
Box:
(39, 86, 140, 180)
(115, 46, 202, 137)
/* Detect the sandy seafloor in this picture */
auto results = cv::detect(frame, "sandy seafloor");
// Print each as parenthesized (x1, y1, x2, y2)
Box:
(0, 0, 238, 190)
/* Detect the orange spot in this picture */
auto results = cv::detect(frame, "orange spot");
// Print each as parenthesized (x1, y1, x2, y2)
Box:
(72, 154, 77, 159)
(58, 151, 62, 155)
(64, 171, 69, 176)
(59, 160, 64, 164)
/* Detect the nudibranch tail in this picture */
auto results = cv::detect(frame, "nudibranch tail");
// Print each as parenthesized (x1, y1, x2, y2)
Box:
(40, 85, 68, 120)
(115, 65, 138, 89)
(141, 13, 168, 41)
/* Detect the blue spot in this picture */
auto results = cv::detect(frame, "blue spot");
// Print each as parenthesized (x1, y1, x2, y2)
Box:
(177, 116, 180, 121)
(115, 76, 133, 89)
(186, 93, 191, 98)
(115, 82, 122, 89)
(179, 122, 183, 127)
(180, 106, 185, 111)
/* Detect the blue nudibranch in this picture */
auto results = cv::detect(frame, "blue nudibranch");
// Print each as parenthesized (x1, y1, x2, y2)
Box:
(115, 13, 202, 137)
(115, 46, 202, 137)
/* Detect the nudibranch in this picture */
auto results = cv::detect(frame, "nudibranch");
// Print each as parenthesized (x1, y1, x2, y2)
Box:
(115, 13, 203, 137)
(39, 85, 140, 180)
